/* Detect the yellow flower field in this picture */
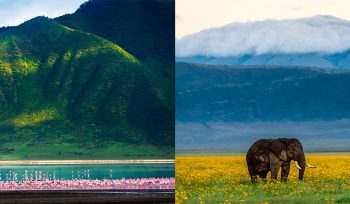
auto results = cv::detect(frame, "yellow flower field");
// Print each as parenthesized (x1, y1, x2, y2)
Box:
(176, 155, 350, 203)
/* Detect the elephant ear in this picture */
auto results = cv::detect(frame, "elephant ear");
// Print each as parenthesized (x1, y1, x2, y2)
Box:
(271, 139, 288, 161)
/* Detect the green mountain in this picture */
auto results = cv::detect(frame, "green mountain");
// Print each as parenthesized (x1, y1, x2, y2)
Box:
(56, 0, 174, 62)
(0, 4, 174, 159)
(56, 0, 175, 123)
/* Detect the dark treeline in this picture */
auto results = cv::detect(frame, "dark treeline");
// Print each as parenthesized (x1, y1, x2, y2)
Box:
(0, 26, 13, 33)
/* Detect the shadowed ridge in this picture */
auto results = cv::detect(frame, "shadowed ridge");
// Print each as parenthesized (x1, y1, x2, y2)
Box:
(56, 0, 174, 62)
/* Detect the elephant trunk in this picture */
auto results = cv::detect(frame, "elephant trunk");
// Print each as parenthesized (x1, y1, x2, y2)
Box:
(295, 153, 306, 180)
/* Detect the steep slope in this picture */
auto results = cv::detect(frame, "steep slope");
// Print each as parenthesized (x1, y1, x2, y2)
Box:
(56, 0, 175, 138)
(0, 17, 173, 159)
(56, 0, 174, 62)
(176, 62, 350, 122)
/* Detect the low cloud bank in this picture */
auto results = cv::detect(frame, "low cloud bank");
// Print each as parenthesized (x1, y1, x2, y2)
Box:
(176, 15, 350, 57)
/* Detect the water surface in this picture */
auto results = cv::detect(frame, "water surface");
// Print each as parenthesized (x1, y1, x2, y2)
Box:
(0, 164, 174, 181)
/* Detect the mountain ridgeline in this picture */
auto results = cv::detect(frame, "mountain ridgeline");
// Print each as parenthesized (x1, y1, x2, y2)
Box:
(176, 51, 350, 69)
(0, 0, 174, 159)
(0, 26, 12, 33)
(56, 0, 174, 62)
(176, 62, 350, 122)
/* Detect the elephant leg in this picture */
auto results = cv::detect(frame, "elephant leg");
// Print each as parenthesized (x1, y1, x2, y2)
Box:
(251, 175, 258, 183)
(258, 170, 269, 182)
(281, 162, 290, 182)
(269, 153, 281, 181)
(270, 165, 279, 181)
(248, 165, 257, 183)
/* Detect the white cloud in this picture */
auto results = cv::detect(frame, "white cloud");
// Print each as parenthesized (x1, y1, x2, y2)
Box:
(0, 0, 87, 27)
(176, 15, 350, 57)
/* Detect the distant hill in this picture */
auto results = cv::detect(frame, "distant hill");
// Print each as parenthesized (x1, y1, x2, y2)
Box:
(176, 62, 350, 152)
(176, 62, 350, 122)
(176, 52, 350, 68)
(0, 1, 174, 159)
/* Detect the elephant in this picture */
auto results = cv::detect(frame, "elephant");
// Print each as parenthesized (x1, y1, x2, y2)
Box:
(246, 138, 316, 182)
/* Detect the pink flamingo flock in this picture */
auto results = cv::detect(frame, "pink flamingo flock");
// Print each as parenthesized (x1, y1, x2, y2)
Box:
(0, 178, 175, 190)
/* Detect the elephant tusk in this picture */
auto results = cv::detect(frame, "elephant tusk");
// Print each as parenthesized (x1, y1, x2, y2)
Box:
(306, 163, 316, 168)
(295, 161, 302, 170)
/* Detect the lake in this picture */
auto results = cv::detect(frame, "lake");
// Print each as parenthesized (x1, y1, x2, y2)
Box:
(0, 164, 174, 181)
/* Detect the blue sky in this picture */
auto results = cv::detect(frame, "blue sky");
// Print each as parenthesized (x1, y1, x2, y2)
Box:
(0, 0, 88, 27)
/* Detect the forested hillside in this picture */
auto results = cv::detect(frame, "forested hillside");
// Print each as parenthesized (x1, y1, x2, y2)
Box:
(0, 0, 174, 159)
(177, 62, 350, 122)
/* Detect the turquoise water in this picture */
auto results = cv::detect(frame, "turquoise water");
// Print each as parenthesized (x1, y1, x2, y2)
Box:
(0, 164, 174, 181)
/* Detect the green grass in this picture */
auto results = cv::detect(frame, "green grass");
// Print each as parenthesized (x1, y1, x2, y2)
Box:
(0, 124, 174, 160)
(0, 141, 174, 160)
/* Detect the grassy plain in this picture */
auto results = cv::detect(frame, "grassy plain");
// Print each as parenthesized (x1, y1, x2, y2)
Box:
(176, 154, 350, 203)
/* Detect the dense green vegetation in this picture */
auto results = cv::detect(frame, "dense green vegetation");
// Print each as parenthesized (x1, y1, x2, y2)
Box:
(0, 0, 174, 159)
(56, 0, 175, 127)
(56, 0, 174, 62)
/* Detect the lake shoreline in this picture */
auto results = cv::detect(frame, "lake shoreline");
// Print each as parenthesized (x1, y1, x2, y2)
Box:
(0, 159, 175, 165)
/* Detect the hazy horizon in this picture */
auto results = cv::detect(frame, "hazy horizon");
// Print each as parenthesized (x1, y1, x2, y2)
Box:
(176, 120, 350, 153)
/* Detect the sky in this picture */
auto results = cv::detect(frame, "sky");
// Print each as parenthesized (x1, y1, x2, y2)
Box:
(176, 0, 350, 38)
(0, 0, 87, 27)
